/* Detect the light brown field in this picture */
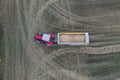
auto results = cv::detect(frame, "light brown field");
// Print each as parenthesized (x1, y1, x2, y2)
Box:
(2, 0, 120, 80)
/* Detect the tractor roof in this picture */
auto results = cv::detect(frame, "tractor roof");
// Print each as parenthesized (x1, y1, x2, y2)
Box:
(42, 34, 50, 41)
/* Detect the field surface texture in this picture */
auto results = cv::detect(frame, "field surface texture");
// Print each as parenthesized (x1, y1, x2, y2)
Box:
(3, 0, 120, 80)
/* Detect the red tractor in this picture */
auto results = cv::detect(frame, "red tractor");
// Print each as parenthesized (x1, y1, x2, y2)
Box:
(34, 32, 56, 46)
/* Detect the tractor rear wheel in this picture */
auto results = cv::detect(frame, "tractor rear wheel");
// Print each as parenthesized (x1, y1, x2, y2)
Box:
(35, 40, 41, 44)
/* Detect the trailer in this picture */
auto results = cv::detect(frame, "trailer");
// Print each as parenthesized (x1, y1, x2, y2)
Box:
(34, 32, 89, 46)
(57, 32, 89, 45)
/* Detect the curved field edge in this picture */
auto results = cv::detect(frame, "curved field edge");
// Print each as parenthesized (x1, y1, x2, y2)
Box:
(0, 0, 6, 79)
(0, 25, 5, 80)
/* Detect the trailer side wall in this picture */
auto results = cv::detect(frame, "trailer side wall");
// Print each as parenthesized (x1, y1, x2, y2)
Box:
(57, 32, 89, 45)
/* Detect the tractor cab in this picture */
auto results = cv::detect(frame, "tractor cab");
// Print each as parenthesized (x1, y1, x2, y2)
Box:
(34, 32, 55, 46)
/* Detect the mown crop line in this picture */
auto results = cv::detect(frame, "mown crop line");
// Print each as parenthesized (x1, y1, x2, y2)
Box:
(68, 1, 120, 5)
(69, 2, 120, 12)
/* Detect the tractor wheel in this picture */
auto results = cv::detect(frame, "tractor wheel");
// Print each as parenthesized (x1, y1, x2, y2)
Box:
(37, 32, 43, 36)
(35, 40, 41, 44)
(50, 38, 55, 42)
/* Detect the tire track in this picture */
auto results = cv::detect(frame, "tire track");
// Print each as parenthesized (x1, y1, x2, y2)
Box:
(44, 1, 120, 32)
(47, 2, 120, 24)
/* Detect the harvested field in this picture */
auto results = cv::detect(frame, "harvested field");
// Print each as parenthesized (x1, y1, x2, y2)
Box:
(2, 0, 120, 80)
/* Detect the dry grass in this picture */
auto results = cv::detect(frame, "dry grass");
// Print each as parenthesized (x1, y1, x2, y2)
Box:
(3, 0, 120, 80)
